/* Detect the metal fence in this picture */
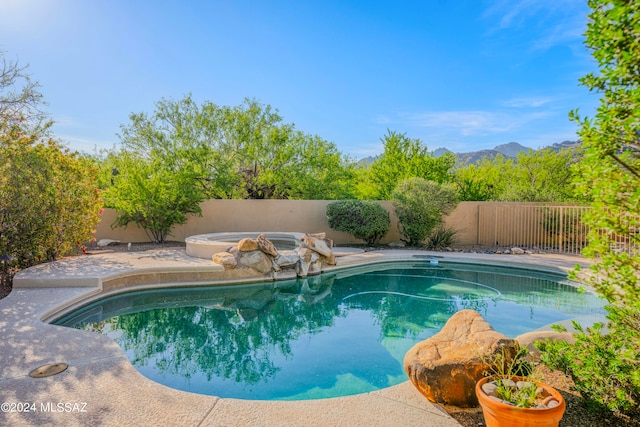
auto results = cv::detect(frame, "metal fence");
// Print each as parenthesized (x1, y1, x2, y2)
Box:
(477, 205, 591, 255)
(476, 204, 640, 255)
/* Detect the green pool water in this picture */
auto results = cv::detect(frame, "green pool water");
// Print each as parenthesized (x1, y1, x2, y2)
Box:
(54, 261, 605, 400)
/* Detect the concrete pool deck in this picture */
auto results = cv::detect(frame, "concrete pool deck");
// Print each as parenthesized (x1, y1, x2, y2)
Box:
(0, 248, 591, 426)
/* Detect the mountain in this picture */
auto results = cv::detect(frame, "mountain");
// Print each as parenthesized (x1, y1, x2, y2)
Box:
(456, 149, 504, 165)
(356, 156, 377, 167)
(547, 140, 581, 152)
(494, 142, 530, 157)
(453, 142, 532, 166)
(356, 140, 579, 167)
(433, 147, 453, 157)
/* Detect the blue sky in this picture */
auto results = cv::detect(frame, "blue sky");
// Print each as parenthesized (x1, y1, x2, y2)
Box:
(0, 0, 596, 158)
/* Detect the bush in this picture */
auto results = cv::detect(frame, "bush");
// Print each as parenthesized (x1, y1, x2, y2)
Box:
(0, 125, 103, 269)
(538, 319, 640, 416)
(425, 225, 458, 250)
(391, 178, 458, 246)
(326, 200, 390, 246)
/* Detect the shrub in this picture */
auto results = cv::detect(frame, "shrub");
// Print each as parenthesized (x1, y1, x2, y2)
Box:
(538, 320, 640, 415)
(536, 0, 640, 418)
(326, 200, 390, 246)
(0, 125, 103, 269)
(425, 225, 458, 250)
(391, 178, 459, 246)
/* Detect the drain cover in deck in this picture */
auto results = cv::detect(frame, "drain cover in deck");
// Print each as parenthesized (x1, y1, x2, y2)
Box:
(29, 363, 68, 378)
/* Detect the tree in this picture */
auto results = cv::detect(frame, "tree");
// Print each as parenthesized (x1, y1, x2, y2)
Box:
(116, 95, 356, 201)
(453, 148, 584, 202)
(540, 0, 640, 417)
(453, 157, 504, 201)
(499, 148, 583, 202)
(368, 130, 455, 199)
(0, 52, 49, 133)
(102, 150, 203, 243)
(391, 178, 459, 246)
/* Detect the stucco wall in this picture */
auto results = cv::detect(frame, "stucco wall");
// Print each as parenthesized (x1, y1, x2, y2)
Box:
(95, 200, 406, 245)
(95, 201, 592, 253)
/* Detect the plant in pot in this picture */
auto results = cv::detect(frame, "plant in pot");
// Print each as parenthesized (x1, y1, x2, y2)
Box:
(475, 344, 566, 427)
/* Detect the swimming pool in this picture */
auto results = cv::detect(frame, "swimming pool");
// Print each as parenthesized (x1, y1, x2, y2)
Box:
(54, 261, 605, 401)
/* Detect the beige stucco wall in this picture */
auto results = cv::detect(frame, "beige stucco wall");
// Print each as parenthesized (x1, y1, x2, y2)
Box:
(95, 200, 407, 245)
(94, 201, 592, 252)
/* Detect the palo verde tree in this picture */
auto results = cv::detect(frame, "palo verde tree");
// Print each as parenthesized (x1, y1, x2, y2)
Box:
(538, 0, 640, 417)
(105, 95, 356, 240)
(114, 95, 355, 201)
(497, 148, 583, 202)
(453, 148, 584, 202)
(365, 130, 455, 200)
(101, 150, 203, 243)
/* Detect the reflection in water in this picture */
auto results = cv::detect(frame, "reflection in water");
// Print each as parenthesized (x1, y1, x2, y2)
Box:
(55, 262, 605, 400)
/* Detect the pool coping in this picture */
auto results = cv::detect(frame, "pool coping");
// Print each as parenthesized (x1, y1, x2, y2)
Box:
(0, 249, 592, 426)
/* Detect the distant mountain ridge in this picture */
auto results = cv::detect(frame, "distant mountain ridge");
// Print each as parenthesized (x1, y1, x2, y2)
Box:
(357, 140, 580, 167)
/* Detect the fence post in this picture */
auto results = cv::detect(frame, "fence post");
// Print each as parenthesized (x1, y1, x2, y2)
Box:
(558, 206, 564, 253)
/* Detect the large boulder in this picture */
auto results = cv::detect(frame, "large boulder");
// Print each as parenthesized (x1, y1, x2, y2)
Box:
(295, 247, 318, 277)
(404, 309, 518, 407)
(236, 250, 273, 274)
(256, 234, 278, 257)
(301, 233, 332, 258)
(237, 238, 259, 252)
(212, 252, 238, 269)
(273, 250, 300, 270)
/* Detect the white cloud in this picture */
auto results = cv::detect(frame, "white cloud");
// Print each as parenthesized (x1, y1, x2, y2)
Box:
(530, 14, 587, 52)
(483, 0, 587, 51)
(484, 0, 541, 30)
(399, 110, 550, 137)
(501, 96, 553, 108)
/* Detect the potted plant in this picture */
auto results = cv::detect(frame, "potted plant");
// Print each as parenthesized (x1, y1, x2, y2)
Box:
(475, 345, 566, 427)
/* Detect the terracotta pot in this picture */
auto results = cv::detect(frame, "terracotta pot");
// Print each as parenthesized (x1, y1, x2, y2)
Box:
(475, 376, 566, 427)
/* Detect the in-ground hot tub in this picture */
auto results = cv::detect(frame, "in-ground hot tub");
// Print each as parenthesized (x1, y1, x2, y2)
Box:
(185, 232, 306, 259)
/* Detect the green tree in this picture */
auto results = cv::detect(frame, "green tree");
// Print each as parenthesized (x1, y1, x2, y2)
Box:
(391, 178, 459, 246)
(453, 157, 504, 201)
(454, 148, 584, 202)
(368, 130, 455, 199)
(118, 95, 241, 199)
(500, 148, 583, 202)
(539, 0, 640, 417)
(102, 150, 203, 243)
(116, 95, 355, 200)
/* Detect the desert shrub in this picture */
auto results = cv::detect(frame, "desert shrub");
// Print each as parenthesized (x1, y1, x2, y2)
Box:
(391, 178, 459, 246)
(0, 125, 103, 268)
(425, 225, 458, 250)
(538, 320, 640, 415)
(326, 200, 389, 246)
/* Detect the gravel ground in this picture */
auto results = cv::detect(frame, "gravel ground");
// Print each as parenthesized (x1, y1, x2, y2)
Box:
(2, 242, 637, 426)
(446, 365, 639, 427)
